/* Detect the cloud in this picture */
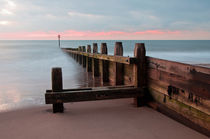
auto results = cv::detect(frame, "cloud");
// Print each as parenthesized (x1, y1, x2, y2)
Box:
(45, 14, 57, 19)
(0, 21, 11, 25)
(68, 11, 105, 19)
(0, 0, 210, 39)
(0, 9, 13, 15)
(7, 0, 16, 9)
(0, 0, 16, 15)
(129, 10, 160, 22)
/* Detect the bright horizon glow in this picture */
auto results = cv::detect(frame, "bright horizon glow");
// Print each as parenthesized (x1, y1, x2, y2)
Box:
(0, 0, 210, 40)
(0, 30, 209, 40)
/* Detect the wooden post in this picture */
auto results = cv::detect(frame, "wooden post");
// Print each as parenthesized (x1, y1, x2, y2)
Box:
(92, 43, 99, 77)
(114, 42, 124, 85)
(93, 43, 98, 53)
(82, 46, 86, 68)
(82, 46, 86, 52)
(58, 35, 60, 48)
(78, 46, 81, 51)
(51, 67, 64, 113)
(74, 53, 76, 60)
(78, 46, 82, 65)
(86, 45, 92, 72)
(76, 47, 80, 63)
(74, 48, 77, 60)
(87, 45, 91, 53)
(133, 43, 146, 107)
(76, 53, 79, 62)
(100, 43, 109, 84)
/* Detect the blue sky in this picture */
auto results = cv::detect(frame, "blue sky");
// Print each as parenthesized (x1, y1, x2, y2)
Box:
(0, 0, 210, 39)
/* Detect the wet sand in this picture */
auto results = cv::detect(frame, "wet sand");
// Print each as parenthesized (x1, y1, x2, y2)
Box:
(0, 99, 208, 139)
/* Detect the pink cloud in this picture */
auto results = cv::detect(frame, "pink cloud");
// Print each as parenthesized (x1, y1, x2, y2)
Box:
(0, 30, 209, 40)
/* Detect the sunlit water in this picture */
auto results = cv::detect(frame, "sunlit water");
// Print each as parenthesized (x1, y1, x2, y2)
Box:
(0, 40, 210, 112)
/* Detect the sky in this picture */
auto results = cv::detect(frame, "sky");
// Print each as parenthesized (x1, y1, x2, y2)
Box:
(0, 0, 210, 40)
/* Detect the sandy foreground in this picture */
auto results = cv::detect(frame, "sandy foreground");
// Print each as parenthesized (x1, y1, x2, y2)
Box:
(0, 99, 208, 139)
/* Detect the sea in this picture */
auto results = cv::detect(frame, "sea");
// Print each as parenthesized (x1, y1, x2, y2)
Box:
(0, 40, 210, 112)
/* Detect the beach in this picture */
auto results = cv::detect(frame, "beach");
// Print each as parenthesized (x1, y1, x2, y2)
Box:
(0, 40, 209, 138)
(0, 99, 208, 139)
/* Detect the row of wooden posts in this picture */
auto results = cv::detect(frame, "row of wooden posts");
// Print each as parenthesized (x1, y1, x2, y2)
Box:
(49, 42, 147, 113)
(65, 42, 146, 88)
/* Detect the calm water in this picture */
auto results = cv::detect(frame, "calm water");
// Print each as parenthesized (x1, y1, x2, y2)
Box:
(0, 40, 210, 112)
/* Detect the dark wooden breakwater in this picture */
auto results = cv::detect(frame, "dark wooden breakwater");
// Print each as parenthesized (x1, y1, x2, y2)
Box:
(45, 42, 210, 136)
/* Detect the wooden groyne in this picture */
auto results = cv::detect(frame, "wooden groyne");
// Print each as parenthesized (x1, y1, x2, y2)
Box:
(45, 42, 210, 136)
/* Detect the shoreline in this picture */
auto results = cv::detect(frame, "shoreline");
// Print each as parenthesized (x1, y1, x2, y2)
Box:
(0, 99, 208, 139)
(195, 64, 210, 68)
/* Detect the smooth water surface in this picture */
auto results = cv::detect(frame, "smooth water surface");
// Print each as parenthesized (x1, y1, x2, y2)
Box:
(0, 40, 210, 112)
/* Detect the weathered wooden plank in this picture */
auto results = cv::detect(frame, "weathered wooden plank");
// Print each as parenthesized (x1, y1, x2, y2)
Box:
(64, 50, 136, 64)
(46, 85, 135, 93)
(148, 56, 210, 74)
(45, 87, 143, 104)
(149, 88, 210, 131)
(108, 61, 115, 85)
(46, 88, 92, 93)
(148, 78, 210, 115)
(62, 48, 78, 51)
(148, 68, 210, 99)
(124, 64, 133, 85)
(147, 56, 210, 85)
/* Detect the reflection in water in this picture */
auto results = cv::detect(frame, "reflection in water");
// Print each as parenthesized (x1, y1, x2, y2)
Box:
(0, 41, 90, 112)
(0, 86, 21, 111)
(84, 72, 102, 87)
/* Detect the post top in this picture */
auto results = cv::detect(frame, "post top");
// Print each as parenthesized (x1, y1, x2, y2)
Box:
(134, 43, 145, 58)
(93, 43, 98, 53)
(87, 45, 91, 53)
(52, 67, 62, 70)
(115, 42, 122, 45)
(93, 43, 98, 46)
(114, 42, 123, 56)
(101, 43, 107, 54)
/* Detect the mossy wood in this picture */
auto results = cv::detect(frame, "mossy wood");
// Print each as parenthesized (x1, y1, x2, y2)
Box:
(147, 56, 210, 132)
